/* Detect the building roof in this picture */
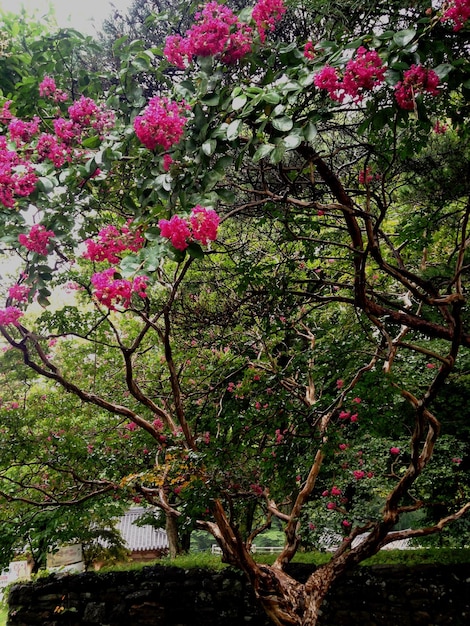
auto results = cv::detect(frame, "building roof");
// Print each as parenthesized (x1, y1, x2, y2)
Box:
(116, 507, 169, 552)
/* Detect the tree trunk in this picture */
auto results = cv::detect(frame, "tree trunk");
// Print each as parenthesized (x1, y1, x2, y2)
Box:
(248, 564, 334, 626)
(165, 511, 183, 559)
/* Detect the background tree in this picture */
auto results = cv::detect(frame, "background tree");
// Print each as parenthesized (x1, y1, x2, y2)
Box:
(0, 0, 469, 625)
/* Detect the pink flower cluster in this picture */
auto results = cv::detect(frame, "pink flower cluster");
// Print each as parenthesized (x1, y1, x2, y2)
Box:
(91, 268, 149, 310)
(442, 0, 470, 31)
(8, 284, 30, 302)
(83, 222, 144, 264)
(303, 41, 316, 60)
(54, 95, 115, 144)
(18, 224, 55, 255)
(0, 306, 24, 326)
(8, 116, 40, 146)
(0, 137, 38, 208)
(39, 76, 67, 102)
(164, 2, 254, 68)
(252, 0, 286, 43)
(314, 47, 386, 102)
(134, 96, 188, 151)
(159, 206, 220, 251)
(394, 65, 440, 110)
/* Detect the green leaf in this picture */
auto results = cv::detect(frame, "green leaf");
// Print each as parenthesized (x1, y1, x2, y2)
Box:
(36, 177, 55, 193)
(226, 119, 242, 141)
(262, 92, 281, 105)
(433, 64, 453, 80)
(393, 29, 416, 47)
(270, 143, 286, 164)
(187, 242, 204, 259)
(232, 95, 247, 111)
(81, 136, 101, 149)
(202, 139, 217, 156)
(283, 133, 302, 150)
(253, 143, 275, 162)
(303, 122, 317, 143)
(272, 116, 293, 132)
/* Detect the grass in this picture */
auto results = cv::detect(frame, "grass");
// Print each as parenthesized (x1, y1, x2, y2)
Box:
(98, 547, 470, 573)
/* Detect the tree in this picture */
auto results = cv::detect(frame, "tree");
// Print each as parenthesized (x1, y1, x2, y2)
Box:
(0, 0, 469, 624)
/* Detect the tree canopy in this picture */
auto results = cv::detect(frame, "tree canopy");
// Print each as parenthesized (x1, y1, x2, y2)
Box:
(0, 0, 469, 624)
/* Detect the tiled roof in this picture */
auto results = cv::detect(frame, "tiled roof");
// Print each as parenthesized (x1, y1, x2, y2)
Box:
(116, 507, 169, 552)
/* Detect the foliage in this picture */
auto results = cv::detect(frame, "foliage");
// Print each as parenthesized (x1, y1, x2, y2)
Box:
(0, 0, 469, 624)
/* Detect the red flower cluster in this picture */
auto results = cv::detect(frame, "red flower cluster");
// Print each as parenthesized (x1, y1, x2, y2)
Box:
(394, 65, 440, 110)
(134, 96, 188, 151)
(442, 0, 470, 31)
(314, 47, 386, 102)
(164, 2, 254, 68)
(18, 224, 55, 256)
(91, 268, 149, 310)
(159, 206, 220, 251)
(83, 222, 144, 264)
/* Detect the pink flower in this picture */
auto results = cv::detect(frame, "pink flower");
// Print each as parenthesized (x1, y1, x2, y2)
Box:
(426, 362, 436, 369)
(91, 268, 148, 310)
(36, 133, 68, 167)
(395, 65, 440, 110)
(322, 490, 329, 497)
(159, 207, 220, 250)
(331, 486, 342, 496)
(433, 120, 449, 134)
(163, 154, 174, 171)
(83, 223, 144, 264)
(164, 35, 192, 69)
(336, 379, 344, 389)
(358, 166, 374, 185)
(163, 4, 253, 67)
(0, 306, 24, 326)
(158, 214, 192, 251)
(326, 501, 336, 510)
(250, 483, 264, 496)
(314, 65, 342, 101)
(0, 143, 37, 207)
(342, 519, 352, 527)
(9, 116, 40, 145)
(18, 224, 55, 255)
(353, 470, 365, 480)
(339, 410, 351, 420)
(339, 443, 348, 450)
(390, 446, 400, 455)
(252, 0, 286, 43)
(315, 47, 385, 103)
(304, 41, 315, 60)
(8, 284, 30, 302)
(134, 96, 188, 151)
(39, 76, 67, 102)
(352, 397, 361, 404)
(190, 206, 220, 245)
(350, 413, 358, 423)
(441, 0, 470, 31)
(452, 457, 462, 464)
(125, 422, 138, 431)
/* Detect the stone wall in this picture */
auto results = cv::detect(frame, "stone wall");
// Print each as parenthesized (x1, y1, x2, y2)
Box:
(7, 562, 470, 625)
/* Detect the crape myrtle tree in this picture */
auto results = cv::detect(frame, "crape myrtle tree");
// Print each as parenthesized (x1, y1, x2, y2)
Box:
(0, 0, 469, 623)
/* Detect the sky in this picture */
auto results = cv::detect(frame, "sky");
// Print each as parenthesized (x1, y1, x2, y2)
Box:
(0, 0, 134, 35)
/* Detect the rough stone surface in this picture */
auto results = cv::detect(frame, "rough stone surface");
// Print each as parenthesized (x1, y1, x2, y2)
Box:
(7, 563, 470, 625)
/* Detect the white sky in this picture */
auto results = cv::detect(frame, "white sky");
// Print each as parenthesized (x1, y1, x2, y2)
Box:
(0, 0, 134, 35)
